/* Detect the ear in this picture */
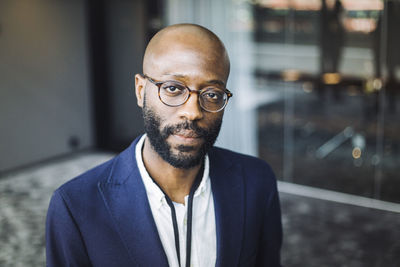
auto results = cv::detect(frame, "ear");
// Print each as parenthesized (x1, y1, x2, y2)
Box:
(135, 74, 146, 108)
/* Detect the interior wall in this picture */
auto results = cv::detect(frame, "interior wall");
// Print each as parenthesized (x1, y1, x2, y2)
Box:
(0, 0, 93, 171)
(105, 0, 146, 149)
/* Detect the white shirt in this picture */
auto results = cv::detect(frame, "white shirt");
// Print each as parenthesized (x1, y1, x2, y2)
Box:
(136, 134, 217, 267)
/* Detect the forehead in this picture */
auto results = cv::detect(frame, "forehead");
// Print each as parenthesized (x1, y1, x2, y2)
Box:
(146, 43, 229, 82)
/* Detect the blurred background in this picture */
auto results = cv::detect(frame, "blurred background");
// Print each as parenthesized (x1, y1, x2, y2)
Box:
(1, 0, 400, 266)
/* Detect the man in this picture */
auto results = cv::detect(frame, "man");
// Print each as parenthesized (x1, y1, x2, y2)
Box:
(46, 23, 282, 267)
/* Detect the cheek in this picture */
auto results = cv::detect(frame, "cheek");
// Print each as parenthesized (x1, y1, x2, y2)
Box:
(144, 93, 174, 126)
(204, 112, 224, 126)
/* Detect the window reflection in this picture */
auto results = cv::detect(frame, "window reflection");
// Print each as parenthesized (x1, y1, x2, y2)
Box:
(253, 0, 400, 203)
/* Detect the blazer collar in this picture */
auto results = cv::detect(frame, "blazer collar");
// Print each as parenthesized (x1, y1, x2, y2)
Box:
(98, 136, 245, 267)
(98, 136, 169, 267)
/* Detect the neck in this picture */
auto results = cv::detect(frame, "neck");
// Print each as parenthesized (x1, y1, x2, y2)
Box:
(142, 137, 202, 204)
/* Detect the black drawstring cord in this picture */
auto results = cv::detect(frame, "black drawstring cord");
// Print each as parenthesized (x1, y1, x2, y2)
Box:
(150, 163, 204, 267)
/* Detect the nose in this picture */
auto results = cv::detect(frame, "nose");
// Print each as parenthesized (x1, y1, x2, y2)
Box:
(177, 92, 204, 121)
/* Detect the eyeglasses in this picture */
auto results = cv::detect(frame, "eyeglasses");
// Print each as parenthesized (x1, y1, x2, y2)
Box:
(143, 74, 233, 113)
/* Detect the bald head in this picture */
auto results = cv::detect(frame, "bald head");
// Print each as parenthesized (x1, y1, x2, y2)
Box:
(143, 24, 230, 82)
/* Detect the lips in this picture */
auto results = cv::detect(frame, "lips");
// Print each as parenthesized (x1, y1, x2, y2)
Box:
(173, 130, 201, 139)
(171, 130, 204, 147)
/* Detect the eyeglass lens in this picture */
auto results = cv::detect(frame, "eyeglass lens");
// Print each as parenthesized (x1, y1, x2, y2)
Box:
(159, 81, 228, 111)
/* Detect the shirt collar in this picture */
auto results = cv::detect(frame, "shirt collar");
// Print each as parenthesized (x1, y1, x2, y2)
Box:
(135, 134, 210, 209)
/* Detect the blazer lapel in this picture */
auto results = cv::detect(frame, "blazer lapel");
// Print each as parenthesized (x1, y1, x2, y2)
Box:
(209, 149, 245, 267)
(98, 139, 169, 267)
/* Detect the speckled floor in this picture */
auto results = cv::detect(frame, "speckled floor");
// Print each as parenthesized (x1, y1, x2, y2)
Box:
(0, 152, 114, 267)
(280, 192, 400, 267)
(0, 152, 399, 267)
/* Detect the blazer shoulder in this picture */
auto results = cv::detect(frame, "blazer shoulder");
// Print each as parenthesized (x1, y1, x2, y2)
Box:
(56, 156, 115, 198)
(56, 136, 141, 198)
(209, 146, 277, 191)
(210, 146, 274, 174)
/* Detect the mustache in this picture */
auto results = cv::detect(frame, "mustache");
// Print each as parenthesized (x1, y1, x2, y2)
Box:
(162, 121, 209, 138)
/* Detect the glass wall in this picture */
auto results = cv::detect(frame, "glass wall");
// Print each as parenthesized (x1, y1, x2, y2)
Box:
(165, 0, 400, 204)
(253, 0, 399, 203)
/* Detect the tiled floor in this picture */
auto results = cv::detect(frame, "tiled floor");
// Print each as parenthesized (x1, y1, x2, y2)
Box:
(0, 151, 399, 266)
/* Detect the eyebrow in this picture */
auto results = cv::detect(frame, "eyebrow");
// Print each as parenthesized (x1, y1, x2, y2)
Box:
(164, 73, 186, 79)
(163, 73, 226, 87)
(207, 80, 226, 87)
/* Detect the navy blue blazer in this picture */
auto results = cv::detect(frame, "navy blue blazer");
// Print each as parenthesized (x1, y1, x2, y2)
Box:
(46, 136, 282, 267)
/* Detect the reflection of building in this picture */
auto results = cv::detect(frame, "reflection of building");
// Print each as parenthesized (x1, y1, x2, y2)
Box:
(251, 0, 399, 207)
(253, 0, 382, 47)
(373, 0, 400, 78)
(253, 2, 320, 45)
(319, 0, 345, 74)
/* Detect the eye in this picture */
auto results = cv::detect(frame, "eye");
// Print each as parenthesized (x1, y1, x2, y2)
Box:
(202, 89, 224, 102)
(165, 86, 180, 93)
(161, 82, 186, 96)
(206, 92, 218, 99)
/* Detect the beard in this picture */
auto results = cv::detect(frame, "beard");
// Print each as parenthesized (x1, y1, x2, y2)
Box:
(142, 99, 222, 169)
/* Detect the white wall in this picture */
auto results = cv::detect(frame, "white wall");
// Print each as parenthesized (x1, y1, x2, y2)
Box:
(0, 0, 93, 171)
